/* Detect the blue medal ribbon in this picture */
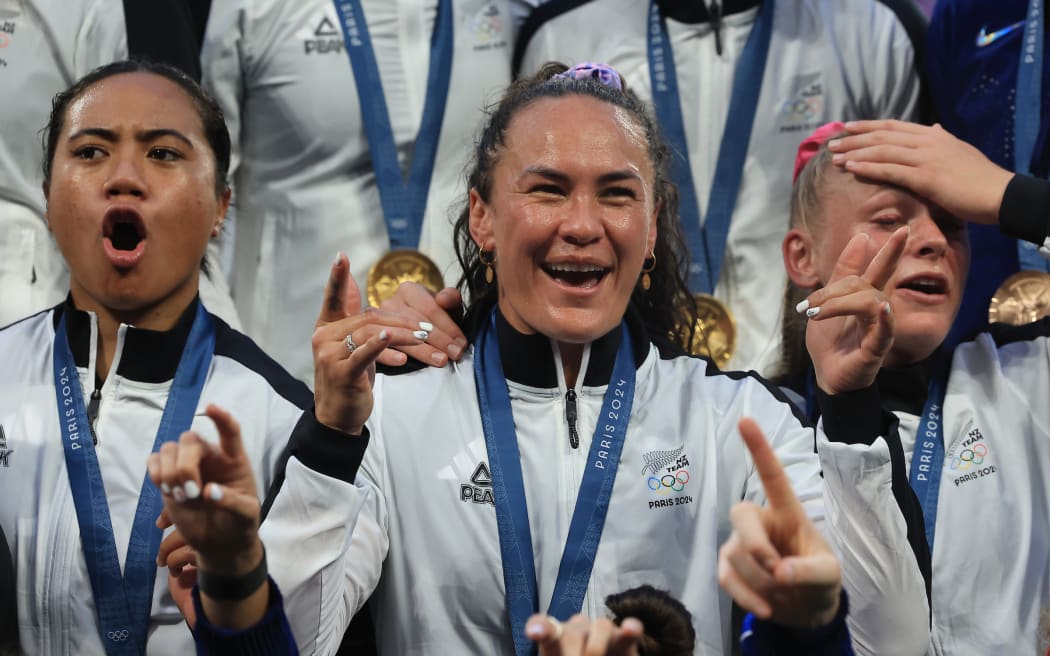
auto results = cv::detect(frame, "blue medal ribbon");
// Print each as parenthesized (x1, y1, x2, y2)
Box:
(332, 0, 453, 250)
(1014, 0, 1050, 272)
(474, 312, 635, 656)
(908, 350, 952, 553)
(54, 303, 214, 654)
(646, 0, 775, 293)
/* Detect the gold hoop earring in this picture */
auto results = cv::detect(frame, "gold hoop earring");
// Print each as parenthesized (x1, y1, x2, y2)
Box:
(640, 251, 656, 291)
(479, 249, 496, 284)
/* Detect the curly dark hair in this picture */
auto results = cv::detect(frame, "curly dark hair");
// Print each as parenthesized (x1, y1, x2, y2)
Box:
(452, 62, 697, 346)
(605, 585, 695, 655)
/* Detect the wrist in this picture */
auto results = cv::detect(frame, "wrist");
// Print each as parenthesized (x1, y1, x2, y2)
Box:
(314, 403, 366, 436)
(198, 538, 264, 580)
(197, 542, 267, 602)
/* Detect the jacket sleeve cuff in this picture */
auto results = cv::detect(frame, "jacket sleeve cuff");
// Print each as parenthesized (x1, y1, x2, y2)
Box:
(741, 589, 852, 656)
(816, 385, 888, 446)
(289, 409, 369, 484)
(191, 577, 299, 655)
(999, 174, 1050, 245)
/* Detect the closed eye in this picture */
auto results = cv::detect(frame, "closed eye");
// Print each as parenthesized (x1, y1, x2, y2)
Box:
(871, 215, 904, 229)
(602, 186, 638, 200)
(529, 184, 564, 196)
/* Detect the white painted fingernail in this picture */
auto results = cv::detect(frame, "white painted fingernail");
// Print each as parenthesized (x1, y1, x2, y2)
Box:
(806, 307, 822, 318)
(413, 330, 429, 340)
(172, 486, 186, 503)
(379, 329, 389, 341)
(883, 302, 892, 315)
(418, 321, 434, 331)
(208, 484, 223, 502)
(334, 251, 342, 265)
(525, 623, 544, 639)
(795, 299, 810, 314)
(183, 480, 200, 500)
(160, 482, 171, 495)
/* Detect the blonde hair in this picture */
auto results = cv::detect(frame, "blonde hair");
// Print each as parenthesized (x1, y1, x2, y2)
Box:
(773, 133, 847, 389)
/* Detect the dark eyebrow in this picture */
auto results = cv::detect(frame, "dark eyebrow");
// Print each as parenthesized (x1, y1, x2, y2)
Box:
(518, 166, 642, 185)
(67, 127, 194, 149)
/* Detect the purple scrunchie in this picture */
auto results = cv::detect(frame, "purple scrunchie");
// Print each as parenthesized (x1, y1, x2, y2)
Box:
(552, 62, 623, 91)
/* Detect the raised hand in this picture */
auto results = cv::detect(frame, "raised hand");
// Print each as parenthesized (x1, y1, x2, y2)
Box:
(827, 120, 1012, 225)
(718, 419, 841, 629)
(800, 227, 908, 395)
(525, 613, 644, 656)
(376, 282, 468, 367)
(313, 253, 430, 434)
(148, 405, 263, 626)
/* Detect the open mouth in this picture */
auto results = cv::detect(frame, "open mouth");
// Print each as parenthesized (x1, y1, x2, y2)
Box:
(103, 209, 146, 252)
(542, 262, 610, 289)
(897, 275, 948, 296)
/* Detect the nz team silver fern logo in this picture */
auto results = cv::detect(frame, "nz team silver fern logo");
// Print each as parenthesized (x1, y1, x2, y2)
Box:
(642, 444, 693, 508)
(641, 444, 685, 476)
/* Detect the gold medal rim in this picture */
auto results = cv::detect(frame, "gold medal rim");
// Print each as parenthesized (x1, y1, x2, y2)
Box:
(366, 249, 445, 308)
(988, 270, 1050, 326)
(690, 293, 737, 367)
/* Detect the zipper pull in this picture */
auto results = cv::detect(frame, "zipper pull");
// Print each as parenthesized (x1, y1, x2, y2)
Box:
(709, 0, 724, 56)
(87, 388, 101, 446)
(565, 390, 580, 450)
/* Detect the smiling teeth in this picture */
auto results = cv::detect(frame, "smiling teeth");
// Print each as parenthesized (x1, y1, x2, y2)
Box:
(546, 263, 604, 273)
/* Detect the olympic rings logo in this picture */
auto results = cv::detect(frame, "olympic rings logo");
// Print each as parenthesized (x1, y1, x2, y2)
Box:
(647, 469, 690, 495)
(107, 629, 130, 642)
(778, 97, 822, 122)
(949, 444, 988, 471)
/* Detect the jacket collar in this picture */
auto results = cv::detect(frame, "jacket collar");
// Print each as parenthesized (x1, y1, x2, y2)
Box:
(875, 356, 936, 417)
(53, 296, 202, 384)
(494, 305, 651, 389)
(655, 0, 762, 24)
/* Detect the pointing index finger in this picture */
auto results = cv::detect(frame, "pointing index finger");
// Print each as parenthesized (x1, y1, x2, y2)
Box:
(317, 252, 363, 326)
(739, 418, 803, 514)
(862, 226, 908, 291)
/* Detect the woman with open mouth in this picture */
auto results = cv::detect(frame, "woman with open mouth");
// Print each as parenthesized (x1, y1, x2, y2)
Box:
(779, 119, 1050, 654)
(205, 62, 930, 655)
(0, 60, 370, 654)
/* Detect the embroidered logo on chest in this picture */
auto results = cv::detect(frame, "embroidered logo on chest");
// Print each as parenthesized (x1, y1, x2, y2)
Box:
(469, 3, 507, 52)
(642, 444, 693, 509)
(303, 13, 346, 56)
(774, 73, 824, 135)
(460, 461, 495, 506)
(948, 426, 997, 487)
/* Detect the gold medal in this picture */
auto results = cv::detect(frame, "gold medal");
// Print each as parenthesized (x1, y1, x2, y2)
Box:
(988, 270, 1050, 326)
(689, 293, 736, 369)
(366, 249, 445, 307)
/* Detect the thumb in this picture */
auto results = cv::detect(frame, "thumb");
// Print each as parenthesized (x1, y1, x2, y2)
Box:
(317, 252, 363, 325)
(775, 552, 840, 587)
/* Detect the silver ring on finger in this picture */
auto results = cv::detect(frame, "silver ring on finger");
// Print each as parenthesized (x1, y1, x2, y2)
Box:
(345, 332, 357, 354)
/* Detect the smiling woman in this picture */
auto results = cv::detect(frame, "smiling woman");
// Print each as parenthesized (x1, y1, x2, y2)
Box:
(0, 61, 342, 655)
(239, 62, 931, 655)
